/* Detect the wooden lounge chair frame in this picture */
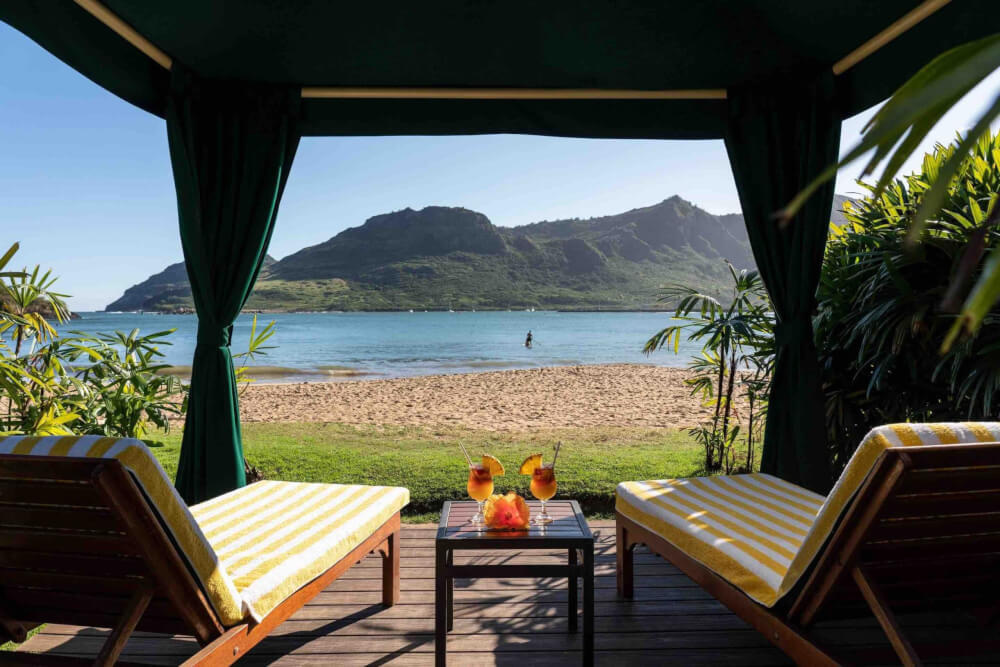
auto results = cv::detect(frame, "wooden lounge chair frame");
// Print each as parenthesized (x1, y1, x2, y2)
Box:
(617, 443, 1000, 666)
(0, 455, 401, 666)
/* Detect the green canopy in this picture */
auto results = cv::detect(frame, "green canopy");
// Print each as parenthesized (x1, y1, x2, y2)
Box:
(3, 1, 996, 499)
(4, 1, 997, 137)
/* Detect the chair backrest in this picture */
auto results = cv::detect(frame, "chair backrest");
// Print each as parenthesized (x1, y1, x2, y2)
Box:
(775, 422, 1000, 602)
(0, 453, 223, 642)
(0, 435, 247, 627)
(789, 439, 1000, 624)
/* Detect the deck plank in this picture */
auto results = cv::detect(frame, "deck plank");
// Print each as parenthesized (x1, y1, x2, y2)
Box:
(13, 522, 991, 666)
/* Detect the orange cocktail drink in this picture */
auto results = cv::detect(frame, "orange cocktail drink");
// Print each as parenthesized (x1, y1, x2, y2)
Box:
(520, 444, 561, 526)
(467, 464, 494, 526)
(460, 444, 504, 527)
(467, 464, 494, 502)
(530, 464, 557, 501)
(530, 464, 557, 524)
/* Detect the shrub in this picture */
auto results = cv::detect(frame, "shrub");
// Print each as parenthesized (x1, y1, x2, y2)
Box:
(60, 329, 185, 438)
(1, 243, 278, 441)
(645, 262, 773, 473)
(0, 328, 185, 438)
(816, 131, 1000, 476)
(0, 243, 185, 437)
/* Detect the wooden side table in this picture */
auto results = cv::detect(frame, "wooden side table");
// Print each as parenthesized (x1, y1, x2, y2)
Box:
(434, 499, 595, 666)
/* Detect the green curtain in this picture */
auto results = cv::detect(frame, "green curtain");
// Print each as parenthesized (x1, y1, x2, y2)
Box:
(724, 74, 841, 494)
(167, 68, 300, 504)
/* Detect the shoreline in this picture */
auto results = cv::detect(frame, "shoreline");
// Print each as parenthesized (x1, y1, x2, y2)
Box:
(103, 308, 678, 315)
(162, 359, 689, 384)
(229, 363, 733, 431)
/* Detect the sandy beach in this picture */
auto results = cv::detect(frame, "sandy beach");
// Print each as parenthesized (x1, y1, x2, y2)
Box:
(237, 363, 733, 431)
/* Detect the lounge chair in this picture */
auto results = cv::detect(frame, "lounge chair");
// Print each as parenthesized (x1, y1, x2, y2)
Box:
(616, 422, 1000, 666)
(0, 435, 409, 665)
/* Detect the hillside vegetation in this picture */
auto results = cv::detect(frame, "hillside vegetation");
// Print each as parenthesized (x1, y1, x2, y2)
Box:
(107, 196, 772, 312)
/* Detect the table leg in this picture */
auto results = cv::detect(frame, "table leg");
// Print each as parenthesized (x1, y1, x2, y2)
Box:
(583, 542, 594, 667)
(446, 548, 454, 631)
(435, 544, 447, 667)
(568, 547, 578, 633)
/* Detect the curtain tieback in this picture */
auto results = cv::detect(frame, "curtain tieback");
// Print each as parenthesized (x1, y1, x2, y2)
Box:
(774, 317, 812, 347)
(196, 324, 233, 348)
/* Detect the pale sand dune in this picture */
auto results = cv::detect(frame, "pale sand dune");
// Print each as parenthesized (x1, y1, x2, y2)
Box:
(237, 364, 731, 431)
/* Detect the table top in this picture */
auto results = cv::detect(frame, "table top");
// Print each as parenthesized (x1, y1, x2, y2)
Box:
(436, 500, 593, 547)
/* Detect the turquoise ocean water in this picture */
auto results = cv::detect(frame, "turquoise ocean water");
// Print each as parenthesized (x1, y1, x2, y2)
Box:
(61, 311, 695, 381)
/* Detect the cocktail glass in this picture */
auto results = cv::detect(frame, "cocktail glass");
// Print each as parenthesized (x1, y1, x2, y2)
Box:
(530, 464, 557, 525)
(467, 464, 494, 526)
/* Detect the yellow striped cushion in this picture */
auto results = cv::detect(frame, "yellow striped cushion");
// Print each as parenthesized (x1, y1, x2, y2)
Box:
(190, 480, 408, 621)
(0, 435, 245, 625)
(617, 422, 1000, 607)
(617, 473, 824, 605)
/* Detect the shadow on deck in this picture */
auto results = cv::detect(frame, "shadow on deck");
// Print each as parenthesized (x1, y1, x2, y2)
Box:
(17, 521, 993, 665)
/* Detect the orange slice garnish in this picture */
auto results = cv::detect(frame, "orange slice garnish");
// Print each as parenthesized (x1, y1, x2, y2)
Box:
(482, 454, 505, 476)
(519, 453, 543, 475)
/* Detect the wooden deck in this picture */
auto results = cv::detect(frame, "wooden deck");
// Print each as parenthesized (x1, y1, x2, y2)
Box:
(15, 521, 993, 665)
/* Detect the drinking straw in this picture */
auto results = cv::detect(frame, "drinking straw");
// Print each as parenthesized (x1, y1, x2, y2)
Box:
(551, 441, 561, 469)
(458, 442, 474, 467)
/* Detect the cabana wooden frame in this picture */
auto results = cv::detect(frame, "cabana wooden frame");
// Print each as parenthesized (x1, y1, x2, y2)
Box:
(0, 455, 401, 667)
(616, 443, 1000, 666)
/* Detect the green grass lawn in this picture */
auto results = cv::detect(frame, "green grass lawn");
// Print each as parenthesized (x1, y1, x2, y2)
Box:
(149, 422, 704, 522)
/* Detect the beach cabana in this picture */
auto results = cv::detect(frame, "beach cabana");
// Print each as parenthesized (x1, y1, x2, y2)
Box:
(2, 1, 999, 663)
(3, 0, 995, 503)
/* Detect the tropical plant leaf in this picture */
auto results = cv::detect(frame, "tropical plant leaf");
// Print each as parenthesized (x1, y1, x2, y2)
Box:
(782, 33, 1000, 223)
(908, 92, 1000, 243)
(943, 245, 1000, 349)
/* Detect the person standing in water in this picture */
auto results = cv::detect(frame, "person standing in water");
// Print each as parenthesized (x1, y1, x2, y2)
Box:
(525, 330, 533, 348)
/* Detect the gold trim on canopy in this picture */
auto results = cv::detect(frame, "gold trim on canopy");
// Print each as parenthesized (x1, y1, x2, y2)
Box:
(300, 87, 728, 100)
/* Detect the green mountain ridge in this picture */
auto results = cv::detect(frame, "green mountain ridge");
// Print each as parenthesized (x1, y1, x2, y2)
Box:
(105, 195, 849, 312)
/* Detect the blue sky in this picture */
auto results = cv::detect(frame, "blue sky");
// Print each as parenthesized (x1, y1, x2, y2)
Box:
(2, 23, 998, 311)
